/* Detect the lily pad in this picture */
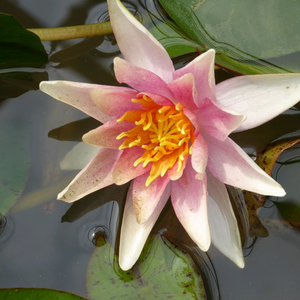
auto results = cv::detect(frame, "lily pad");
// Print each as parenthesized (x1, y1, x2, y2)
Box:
(159, 0, 299, 74)
(0, 288, 87, 300)
(149, 20, 201, 58)
(0, 13, 48, 69)
(86, 234, 206, 300)
(0, 120, 31, 215)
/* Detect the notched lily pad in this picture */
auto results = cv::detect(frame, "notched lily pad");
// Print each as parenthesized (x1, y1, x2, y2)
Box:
(86, 234, 206, 300)
(0, 13, 48, 69)
(159, 0, 299, 74)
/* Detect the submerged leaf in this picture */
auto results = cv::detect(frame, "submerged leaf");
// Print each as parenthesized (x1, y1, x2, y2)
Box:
(0, 288, 88, 300)
(0, 120, 31, 215)
(86, 234, 206, 300)
(0, 13, 48, 69)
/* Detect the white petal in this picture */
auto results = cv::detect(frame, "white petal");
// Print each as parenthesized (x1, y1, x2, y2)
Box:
(206, 135, 286, 197)
(60, 142, 101, 170)
(216, 74, 300, 132)
(107, 0, 174, 82)
(39, 81, 113, 123)
(119, 181, 171, 270)
(207, 171, 245, 268)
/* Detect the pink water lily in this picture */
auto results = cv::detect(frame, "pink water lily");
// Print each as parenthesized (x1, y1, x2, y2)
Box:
(40, 0, 300, 270)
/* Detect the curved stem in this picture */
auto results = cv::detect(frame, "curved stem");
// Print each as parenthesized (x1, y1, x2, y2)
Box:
(28, 22, 113, 41)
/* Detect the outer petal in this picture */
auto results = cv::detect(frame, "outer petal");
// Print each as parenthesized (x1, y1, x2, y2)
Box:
(174, 49, 216, 106)
(132, 173, 170, 224)
(90, 88, 139, 117)
(107, 0, 174, 82)
(216, 74, 300, 132)
(58, 148, 121, 202)
(119, 181, 171, 270)
(167, 73, 199, 111)
(82, 118, 135, 149)
(114, 57, 174, 100)
(197, 97, 246, 141)
(112, 148, 151, 185)
(171, 159, 210, 252)
(39, 81, 113, 123)
(206, 171, 245, 268)
(205, 135, 286, 196)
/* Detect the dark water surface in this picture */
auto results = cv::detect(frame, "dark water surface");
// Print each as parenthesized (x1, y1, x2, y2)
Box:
(1, 1, 300, 299)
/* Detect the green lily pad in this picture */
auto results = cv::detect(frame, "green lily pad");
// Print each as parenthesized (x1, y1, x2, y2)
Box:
(0, 288, 87, 300)
(149, 20, 201, 58)
(86, 234, 206, 300)
(0, 13, 48, 69)
(159, 0, 299, 74)
(0, 120, 31, 215)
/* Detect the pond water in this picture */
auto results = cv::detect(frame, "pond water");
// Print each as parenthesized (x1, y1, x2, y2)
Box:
(1, 0, 300, 299)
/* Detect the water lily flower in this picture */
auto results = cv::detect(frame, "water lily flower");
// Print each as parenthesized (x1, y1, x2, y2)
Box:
(40, 0, 300, 270)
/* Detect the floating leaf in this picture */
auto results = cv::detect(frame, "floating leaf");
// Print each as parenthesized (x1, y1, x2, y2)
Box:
(149, 20, 200, 58)
(0, 13, 48, 69)
(86, 234, 206, 300)
(0, 288, 87, 300)
(242, 137, 300, 235)
(159, 0, 299, 74)
(0, 120, 31, 215)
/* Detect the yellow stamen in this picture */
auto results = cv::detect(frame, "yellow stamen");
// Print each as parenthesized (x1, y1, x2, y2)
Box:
(117, 96, 195, 186)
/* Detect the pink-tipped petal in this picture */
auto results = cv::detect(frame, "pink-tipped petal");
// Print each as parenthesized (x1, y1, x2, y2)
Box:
(171, 160, 210, 251)
(191, 133, 208, 179)
(167, 73, 199, 111)
(58, 148, 121, 202)
(132, 173, 170, 224)
(114, 57, 174, 100)
(119, 181, 171, 270)
(107, 0, 174, 83)
(206, 171, 245, 268)
(82, 118, 135, 149)
(90, 88, 139, 116)
(197, 97, 246, 141)
(112, 148, 151, 185)
(174, 49, 216, 106)
(206, 135, 286, 196)
(39, 81, 113, 123)
(216, 73, 300, 132)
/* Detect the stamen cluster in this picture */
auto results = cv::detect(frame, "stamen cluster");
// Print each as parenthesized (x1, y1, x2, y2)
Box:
(117, 95, 195, 186)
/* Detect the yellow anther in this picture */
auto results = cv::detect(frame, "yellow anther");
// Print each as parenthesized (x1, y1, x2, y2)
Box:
(116, 95, 195, 186)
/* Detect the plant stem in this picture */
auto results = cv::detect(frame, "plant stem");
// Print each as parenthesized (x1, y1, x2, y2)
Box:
(27, 22, 113, 41)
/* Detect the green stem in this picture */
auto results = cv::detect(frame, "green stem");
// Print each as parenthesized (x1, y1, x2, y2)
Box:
(27, 22, 113, 41)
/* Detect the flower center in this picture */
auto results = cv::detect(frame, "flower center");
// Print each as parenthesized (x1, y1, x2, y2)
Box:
(116, 95, 195, 186)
